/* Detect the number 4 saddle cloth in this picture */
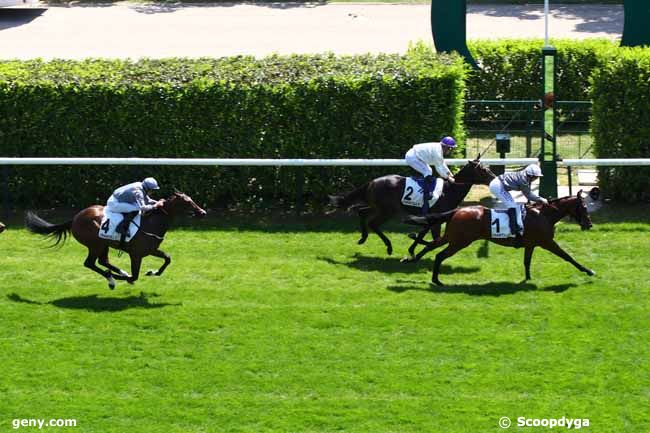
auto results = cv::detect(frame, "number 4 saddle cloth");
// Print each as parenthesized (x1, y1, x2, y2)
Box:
(98, 211, 142, 242)
(489, 205, 526, 239)
(401, 177, 440, 208)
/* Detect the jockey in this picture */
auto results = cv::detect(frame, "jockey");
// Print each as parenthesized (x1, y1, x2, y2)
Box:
(105, 177, 164, 239)
(489, 163, 548, 237)
(404, 136, 457, 214)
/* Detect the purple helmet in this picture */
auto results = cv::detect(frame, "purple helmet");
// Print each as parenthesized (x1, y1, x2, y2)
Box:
(440, 136, 457, 148)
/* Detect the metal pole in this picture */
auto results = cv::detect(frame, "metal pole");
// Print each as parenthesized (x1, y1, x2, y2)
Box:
(568, 166, 573, 196)
(544, 0, 550, 47)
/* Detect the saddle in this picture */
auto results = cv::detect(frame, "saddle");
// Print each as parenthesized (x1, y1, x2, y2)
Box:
(489, 205, 526, 239)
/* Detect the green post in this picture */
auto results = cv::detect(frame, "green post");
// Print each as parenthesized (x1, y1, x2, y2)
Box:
(431, 0, 478, 68)
(539, 46, 558, 198)
(621, 0, 650, 47)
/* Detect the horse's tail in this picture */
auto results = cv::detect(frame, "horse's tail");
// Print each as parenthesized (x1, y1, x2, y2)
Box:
(25, 211, 72, 247)
(404, 208, 458, 227)
(328, 183, 369, 210)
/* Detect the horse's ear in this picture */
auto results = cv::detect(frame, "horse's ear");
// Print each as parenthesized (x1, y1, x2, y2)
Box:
(475, 154, 481, 162)
(577, 189, 584, 198)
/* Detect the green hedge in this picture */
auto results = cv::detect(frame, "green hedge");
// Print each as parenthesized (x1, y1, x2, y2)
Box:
(0, 53, 467, 210)
(591, 47, 650, 202)
(466, 39, 616, 101)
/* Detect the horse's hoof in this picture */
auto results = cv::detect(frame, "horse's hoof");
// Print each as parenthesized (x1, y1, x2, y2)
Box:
(587, 269, 596, 276)
(408, 233, 418, 240)
(386, 247, 393, 256)
(107, 277, 116, 290)
(119, 270, 130, 277)
(127, 279, 135, 285)
(357, 237, 367, 245)
(146, 270, 157, 277)
(400, 255, 415, 263)
(431, 278, 443, 287)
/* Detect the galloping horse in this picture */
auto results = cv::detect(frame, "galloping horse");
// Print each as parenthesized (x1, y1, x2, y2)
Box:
(406, 191, 595, 285)
(26, 192, 206, 289)
(328, 159, 495, 257)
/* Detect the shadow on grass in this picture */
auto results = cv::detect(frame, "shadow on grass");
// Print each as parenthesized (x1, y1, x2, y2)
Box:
(7, 291, 179, 312)
(319, 253, 480, 275)
(387, 280, 576, 297)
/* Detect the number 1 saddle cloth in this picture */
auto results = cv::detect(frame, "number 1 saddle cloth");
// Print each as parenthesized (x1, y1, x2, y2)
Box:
(489, 205, 526, 238)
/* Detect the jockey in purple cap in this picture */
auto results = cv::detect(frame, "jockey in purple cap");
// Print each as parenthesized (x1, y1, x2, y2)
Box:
(404, 136, 457, 214)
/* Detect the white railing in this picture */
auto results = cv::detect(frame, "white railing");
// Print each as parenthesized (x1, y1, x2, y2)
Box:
(560, 158, 650, 167)
(0, 157, 539, 166)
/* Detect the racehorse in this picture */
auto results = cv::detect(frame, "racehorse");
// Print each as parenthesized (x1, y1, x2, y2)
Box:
(406, 191, 595, 285)
(328, 159, 495, 257)
(25, 191, 206, 289)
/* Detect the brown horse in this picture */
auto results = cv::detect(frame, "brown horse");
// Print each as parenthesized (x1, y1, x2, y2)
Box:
(406, 191, 595, 285)
(328, 159, 495, 257)
(25, 192, 206, 289)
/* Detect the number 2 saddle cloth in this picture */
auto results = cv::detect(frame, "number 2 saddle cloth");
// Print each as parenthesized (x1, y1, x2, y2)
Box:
(401, 177, 439, 208)
(98, 211, 142, 242)
(489, 205, 526, 238)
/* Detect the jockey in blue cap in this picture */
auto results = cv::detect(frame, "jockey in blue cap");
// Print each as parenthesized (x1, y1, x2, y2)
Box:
(489, 163, 549, 239)
(105, 177, 164, 241)
(404, 136, 457, 214)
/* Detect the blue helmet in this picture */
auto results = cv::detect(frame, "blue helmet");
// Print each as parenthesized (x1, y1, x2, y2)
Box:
(142, 177, 160, 191)
(441, 136, 457, 148)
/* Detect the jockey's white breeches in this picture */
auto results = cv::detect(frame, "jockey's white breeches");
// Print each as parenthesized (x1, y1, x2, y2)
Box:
(489, 177, 517, 208)
(105, 195, 140, 214)
(431, 177, 444, 204)
(405, 148, 433, 177)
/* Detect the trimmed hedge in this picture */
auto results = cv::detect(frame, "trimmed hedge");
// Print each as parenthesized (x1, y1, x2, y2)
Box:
(466, 39, 616, 101)
(0, 53, 467, 210)
(591, 47, 650, 202)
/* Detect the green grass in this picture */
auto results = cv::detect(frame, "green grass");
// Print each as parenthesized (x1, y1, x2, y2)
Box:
(0, 206, 648, 433)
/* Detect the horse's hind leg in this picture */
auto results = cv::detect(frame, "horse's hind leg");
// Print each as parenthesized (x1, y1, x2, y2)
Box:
(83, 251, 117, 290)
(146, 249, 171, 277)
(98, 247, 131, 280)
(431, 242, 470, 286)
(368, 213, 392, 255)
(405, 224, 442, 261)
(357, 207, 371, 245)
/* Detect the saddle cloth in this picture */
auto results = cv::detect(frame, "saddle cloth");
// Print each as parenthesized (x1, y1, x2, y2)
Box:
(490, 205, 526, 238)
(401, 177, 439, 208)
(98, 211, 142, 242)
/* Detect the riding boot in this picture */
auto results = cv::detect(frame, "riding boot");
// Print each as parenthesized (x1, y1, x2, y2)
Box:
(422, 175, 435, 215)
(507, 207, 524, 248)
(116, 211, 138, 249)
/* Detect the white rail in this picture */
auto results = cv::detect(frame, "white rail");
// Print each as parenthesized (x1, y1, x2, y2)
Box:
(0, 157, 538, 166)
(560, 158, 650, 167)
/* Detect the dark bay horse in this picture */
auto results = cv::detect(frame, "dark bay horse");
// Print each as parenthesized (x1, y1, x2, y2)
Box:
(25, 192, 206, 289)
(407, 191, 595, 285)
(328, 159, 495, 257)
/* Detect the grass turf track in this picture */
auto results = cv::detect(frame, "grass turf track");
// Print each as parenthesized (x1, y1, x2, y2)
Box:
(0, 205, 648, 433)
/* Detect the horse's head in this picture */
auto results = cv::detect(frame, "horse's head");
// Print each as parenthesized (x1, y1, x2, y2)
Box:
(564, 190, 592, 230)
(0, 222, 5, 234)
(162, 191, 207, 218)
(454, 156, 496, 185)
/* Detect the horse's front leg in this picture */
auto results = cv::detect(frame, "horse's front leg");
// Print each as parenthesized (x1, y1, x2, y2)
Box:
(146, 249, 171, 277)
(523, 246, 535, 280)
(540, 240, 595, 276)
(127, 255, 143, 285)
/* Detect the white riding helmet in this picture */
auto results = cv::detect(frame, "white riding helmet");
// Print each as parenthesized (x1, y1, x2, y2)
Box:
(142, 177, 160, 191)
(524, 164, 543, 177)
